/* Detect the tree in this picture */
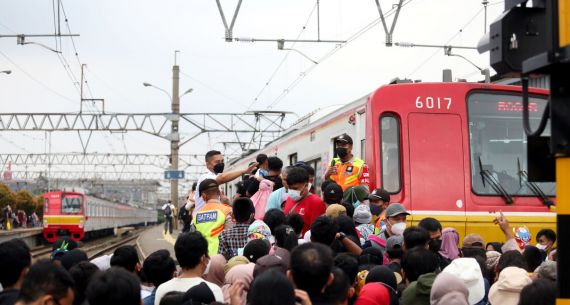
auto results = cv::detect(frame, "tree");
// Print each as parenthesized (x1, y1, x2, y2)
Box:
(14, 189, 36, 214)
(0, 183, 15, 209)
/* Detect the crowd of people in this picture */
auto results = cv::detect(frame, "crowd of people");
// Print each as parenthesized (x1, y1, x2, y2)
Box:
(0, 136, 560, 305)
(1, 205, 40, 230)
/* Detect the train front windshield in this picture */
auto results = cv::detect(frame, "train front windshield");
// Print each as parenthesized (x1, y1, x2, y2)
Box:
(62, 194, 83, 214)
(468, 92, 556, 197)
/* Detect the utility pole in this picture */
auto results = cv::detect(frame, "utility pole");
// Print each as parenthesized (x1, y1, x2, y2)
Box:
(171, 51, 180, 229)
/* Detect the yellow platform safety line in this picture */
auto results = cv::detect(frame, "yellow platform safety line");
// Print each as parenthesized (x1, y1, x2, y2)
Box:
(163, 230, 176, 246)
(560, 0, 570, 48)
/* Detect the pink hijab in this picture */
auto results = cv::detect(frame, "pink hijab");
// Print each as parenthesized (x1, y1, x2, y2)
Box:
(440, 227, 461, 260)
(203, 254, 226, 287)
(252, 179, 275, 220)
(221, 263, 255, 305)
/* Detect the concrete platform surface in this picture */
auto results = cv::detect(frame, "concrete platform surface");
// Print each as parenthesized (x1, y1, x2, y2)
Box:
(136, 224, 181, 260)
(0, 227, 44, 247)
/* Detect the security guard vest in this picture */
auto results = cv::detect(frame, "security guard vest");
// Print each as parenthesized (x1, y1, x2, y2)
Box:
(193, 201, 232, 256)
(330, 157, 369, 191)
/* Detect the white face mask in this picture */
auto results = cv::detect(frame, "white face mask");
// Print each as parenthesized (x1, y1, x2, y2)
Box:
(536, 243, 548, 251)
(391, 222, 407, 236)
(288, 189, 303, 202)
(307, 183, 312, 192)
(203, 258, 211, 275)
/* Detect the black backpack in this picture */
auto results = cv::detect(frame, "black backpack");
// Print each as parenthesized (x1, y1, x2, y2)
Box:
(164, 205, 172, 217)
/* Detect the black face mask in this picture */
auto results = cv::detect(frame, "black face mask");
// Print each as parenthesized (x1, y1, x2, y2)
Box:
(335, 147, 348, 158)
(429, 239, 442, 252)
(213, 163, 225, 174)
(370, 204, 383, 216)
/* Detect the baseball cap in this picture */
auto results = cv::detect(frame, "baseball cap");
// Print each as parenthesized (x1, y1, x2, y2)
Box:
(384, 203, 410, 218)
(462, 234, 485, 249)
(353, 205, 372, 224)
(386, 235, 404, 253)
(324, 183, 343, 204)
(368, 188, 390, 202)
(335, 134, 353, 145)
(199, 179, 219, 195)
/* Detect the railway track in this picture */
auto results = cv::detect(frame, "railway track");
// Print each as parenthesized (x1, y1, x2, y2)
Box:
(31, 227, 147, 260)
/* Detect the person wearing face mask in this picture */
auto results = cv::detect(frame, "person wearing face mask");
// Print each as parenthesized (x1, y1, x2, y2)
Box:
(368, 188, 391, 234)
(325, 134, 370, 191)
(419, 217, 451, 270)
(283, 167, 326, 235)
(154, 232, 224, 305)
(193, 179, 233, 256)
(379, 203, 410, 248)
(535, 229, 557, 259)
(193, 150, 258, 217)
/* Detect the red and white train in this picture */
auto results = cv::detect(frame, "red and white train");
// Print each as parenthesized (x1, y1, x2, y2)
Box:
(43, 191, 157, 243)
(226, 82, 556, 242)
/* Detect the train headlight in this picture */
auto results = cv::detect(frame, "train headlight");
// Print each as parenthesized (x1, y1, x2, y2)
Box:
(43, 219, 48, 228)
(78, 218, 84, 229)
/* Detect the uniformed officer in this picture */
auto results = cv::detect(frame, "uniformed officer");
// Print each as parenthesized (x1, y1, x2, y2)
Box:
(324, 134, 370, 191)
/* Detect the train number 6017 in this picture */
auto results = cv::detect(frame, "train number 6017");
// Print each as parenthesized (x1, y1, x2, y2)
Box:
(415, 96, 452, 110)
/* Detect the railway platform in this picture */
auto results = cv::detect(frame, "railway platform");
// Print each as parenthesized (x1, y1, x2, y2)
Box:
(0, 227, 43, 248)
(136, 224, 180, 260)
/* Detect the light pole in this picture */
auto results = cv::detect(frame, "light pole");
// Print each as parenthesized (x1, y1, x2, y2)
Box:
(0, 70, 11, 75)
(143, 77, 193, 230)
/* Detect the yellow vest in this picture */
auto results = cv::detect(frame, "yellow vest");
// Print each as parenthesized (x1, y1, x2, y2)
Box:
(330, 157, 368, 190)
(193, 201, 232, 256)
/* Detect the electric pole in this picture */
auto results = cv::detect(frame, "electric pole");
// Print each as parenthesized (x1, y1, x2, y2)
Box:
(171, 52, 180, 229)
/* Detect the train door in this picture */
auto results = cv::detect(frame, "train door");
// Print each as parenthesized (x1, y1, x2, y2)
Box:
(407, 113, 466, 230)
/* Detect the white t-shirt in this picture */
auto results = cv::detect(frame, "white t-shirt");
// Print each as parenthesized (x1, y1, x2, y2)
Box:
(192, 171, 218, 217)
(154, 277, 223, 305)
(162, 204, 175, 217)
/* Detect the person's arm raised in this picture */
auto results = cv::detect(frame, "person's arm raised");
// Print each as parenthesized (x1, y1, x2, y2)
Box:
(215, 162, 258, 184)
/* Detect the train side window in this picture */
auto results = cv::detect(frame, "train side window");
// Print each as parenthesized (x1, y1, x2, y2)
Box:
(289, 153, 298, 166)
(380, 115, 401, 193)
(44, 198, 49, 212)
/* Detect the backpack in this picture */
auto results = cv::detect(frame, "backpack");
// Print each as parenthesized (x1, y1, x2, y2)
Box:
(179, 206, 189, 221)
(164, 205, 172, 217)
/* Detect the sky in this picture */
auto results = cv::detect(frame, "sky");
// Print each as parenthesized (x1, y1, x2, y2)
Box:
(0, 0, 505, 189)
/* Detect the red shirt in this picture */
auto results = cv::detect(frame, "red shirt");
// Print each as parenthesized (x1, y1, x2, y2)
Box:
(283, 194, 326, 235)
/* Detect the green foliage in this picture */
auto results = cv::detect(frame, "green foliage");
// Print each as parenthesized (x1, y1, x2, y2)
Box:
(0, 183, 42, 216)
(0, 183, 15, 209)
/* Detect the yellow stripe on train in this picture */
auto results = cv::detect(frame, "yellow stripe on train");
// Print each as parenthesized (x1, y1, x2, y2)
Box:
(44, 215, 84, 225)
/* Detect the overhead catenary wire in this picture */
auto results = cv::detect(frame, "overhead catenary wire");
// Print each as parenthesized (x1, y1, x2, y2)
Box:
(267, 0, 415, 109)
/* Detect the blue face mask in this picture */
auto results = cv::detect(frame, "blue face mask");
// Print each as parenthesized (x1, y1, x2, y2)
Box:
(353, 200, 362, 209)
(258, 169, 269, 177)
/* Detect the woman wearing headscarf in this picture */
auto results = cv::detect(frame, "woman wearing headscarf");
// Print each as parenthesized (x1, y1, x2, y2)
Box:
(203, 254, 226, 287)
(222, 263, 255, 305)
(440, 228, 460, 261)
(355, 282, 396, 305)
(430, 272, 469, 305)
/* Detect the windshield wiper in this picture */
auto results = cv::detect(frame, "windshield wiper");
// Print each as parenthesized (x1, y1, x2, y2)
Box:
(517, 158, 554, 208)
(478, 156, 514, 204)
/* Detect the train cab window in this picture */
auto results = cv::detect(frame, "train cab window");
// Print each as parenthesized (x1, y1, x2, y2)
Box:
(380, 115, 401, 193)
(468, 92, 555, 196)
(306, 158, 322, 195)
(62, 194, 82, 214)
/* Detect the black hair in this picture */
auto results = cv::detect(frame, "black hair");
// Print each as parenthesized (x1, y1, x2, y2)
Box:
(286, 213, 304, 236)
(191, 181, 198, 192)
(536, 229, 557, 244)
(235, 181, 247, 197)
(324, 267, 351, 305)
(263, 209, 286, 235)
(256, 154, 268, 165)
(403, 226, 430, 250)
(334, 253, 359, 286)
(387, 243, 404, 260)
(340, 201, 355, 218)
(0, 238, 31, 288)
(175, 232, 208, 269)
(523, 245, 545, 272)
(290, 243, 334, 298)
(298, 164, 315, 177)
(461, 247, 487, 261)
(247, 269, 296, 305)
(18, 260, 75, 304)
(285, 167, 309, 185)
(69, 262, 99, 305)
(267, 156, 284, 172)
(418, 217, 442, 233)
(87, 267, 141, 305)
(486, 242, 503, 253)
(243, 239, 270, 263)
(110, 245, 139, 272)
(274, 225, 298, 251)
(310, 216, 339, 246)
(233, 197, 255, 223)
(359, 247, 384, 267)
(519, 279, 557, 305)
(401, 247, 439, 282)
(497, 250, 528, 274)
(159, 291, 184, 305)
(198, 179, 219, 196)
(142, 249, 176, 288)
(334, 215, 359, 239)
(205, 150, 221, 162)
